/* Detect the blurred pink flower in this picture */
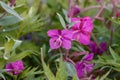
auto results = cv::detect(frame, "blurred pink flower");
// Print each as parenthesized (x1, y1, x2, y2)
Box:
(47, 29, 73, 49)
(6, 60, 24, 75)
(89, 41, 107, 54)
(68, 5, 80, 17)
(96, 0, 102, 2)
(75, 53, 94, 78)
(71, 17, 93, 45)
(116, 10, 120, 17)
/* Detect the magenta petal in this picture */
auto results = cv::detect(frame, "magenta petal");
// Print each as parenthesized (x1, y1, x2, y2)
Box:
(82, 17, 93, 33)
(89, 41, 97, 53)
(49, 37, 61, 49)
(12, 60, 24, 75)
(83, 53, 94, 61)
(6, 63, 13, 73)
(47, 30, 59, 37)
(71, 18, 81, 29)
(62, 39, 71, 49)
(62, 30, 73, 39)
(72, 31, 80, 41)
(79, 33, 90, 45)
(85, 63, 94, 73)
(76, 62, 85, 78)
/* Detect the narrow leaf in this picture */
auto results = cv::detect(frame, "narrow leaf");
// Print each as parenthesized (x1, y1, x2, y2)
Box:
(0, 1, 23, 20)
(0, 16, 21, 26)
(9, 51, 32, 61)
(42, 62, 55, 80)
(109, 47, 119, 61)
(99, 69, 111, 80)
(57, 13, 66, 29)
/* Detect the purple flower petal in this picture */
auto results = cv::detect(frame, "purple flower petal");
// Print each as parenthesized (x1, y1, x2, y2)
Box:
(49, 37, 61, 49)
(71, 18, 81, 29)
(82, 17, 93, 33)
(100, 42, 107, 52)
(5, 60, 24, 75)
(6, 63, 13, 73)
(62, 30, 73, 40)
(89, 42, 97, 53)
(89, 41, 107, 54)
(12, 60, 24, 75)
(76, 62, 85, 78)
(83, 53, 94, 61)
(62, 39, 71, 49)
(71, 17, 93, 45)
(79, 33, 90, 45)
(47, 30, 59, 37)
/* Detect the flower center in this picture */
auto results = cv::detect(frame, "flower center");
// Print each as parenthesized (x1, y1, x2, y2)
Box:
(54, 35, 62, 46)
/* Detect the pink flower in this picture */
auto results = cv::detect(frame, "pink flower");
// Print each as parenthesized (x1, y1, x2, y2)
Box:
(116, 10, 120, 17)
(75, 53, 94, 78)
(71, 17, 93, 45)
(68, 5, 80, 17)
(89, 41, 107, 55)
(96, 0, 102, 2)
(5, 60, 24, 75)
(47, 29, 72, 49)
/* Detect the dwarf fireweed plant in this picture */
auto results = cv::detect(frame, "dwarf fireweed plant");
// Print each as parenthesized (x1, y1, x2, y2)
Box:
(0, 0, 120, 80)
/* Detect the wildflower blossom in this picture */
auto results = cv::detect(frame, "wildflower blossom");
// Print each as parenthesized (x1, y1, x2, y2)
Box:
(68, 5, 80, 17)
(6, 60, 24, 75)
(47, 29, 72, 49)
(71, 17, 93, 45)
(89, 41, 107, 54)
(75, 53, 94, 78)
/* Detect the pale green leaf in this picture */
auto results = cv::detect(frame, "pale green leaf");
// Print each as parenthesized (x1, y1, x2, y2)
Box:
(57, 13, 66, 29)
(0, 16, 21, 26)
(42, 61, 55, 80)
(9, 51, 32, 61)
(0, 1, 23, 20)
(0, 73, 6, 80)
(109, 47, 119, 61)
(56, 59, 67, 80)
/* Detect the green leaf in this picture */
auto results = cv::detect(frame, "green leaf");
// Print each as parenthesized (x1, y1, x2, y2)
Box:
(65, 62, 76, 77)
(9, 51, 32, 61)
(0, 16, 21, 26)
(65, 62, 79, 80)
(99, 69, 111, 80)
(20, 67, 42, 79)
(0, 73, 6, 80)
(12, 39, 22, 50)
(109, 47, 119, 61)
(42, 60, 55, 80)
(4, 38, 22, 53)
(0, 1, 23, 20)
(57, 13, 66, 29)
(56, 59, 67, 80)
(0, 59, 6, 69)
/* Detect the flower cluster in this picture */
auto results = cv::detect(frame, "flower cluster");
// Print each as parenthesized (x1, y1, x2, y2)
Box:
(67, 5, 80, 17)
(89, 41, 107, 55)
(47, 17, 93, 50)
(5, 60, 24, 75)
(47, 9, 94, 79)
(75, 53, 94, 79)
(71, 17, 93, 45)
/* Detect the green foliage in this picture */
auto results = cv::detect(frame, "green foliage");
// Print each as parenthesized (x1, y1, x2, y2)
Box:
(0, 1, 23, 20)
(0, 0, 120, 80)
(42, 58, 78, 80)
(57, 13, 66, 29)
